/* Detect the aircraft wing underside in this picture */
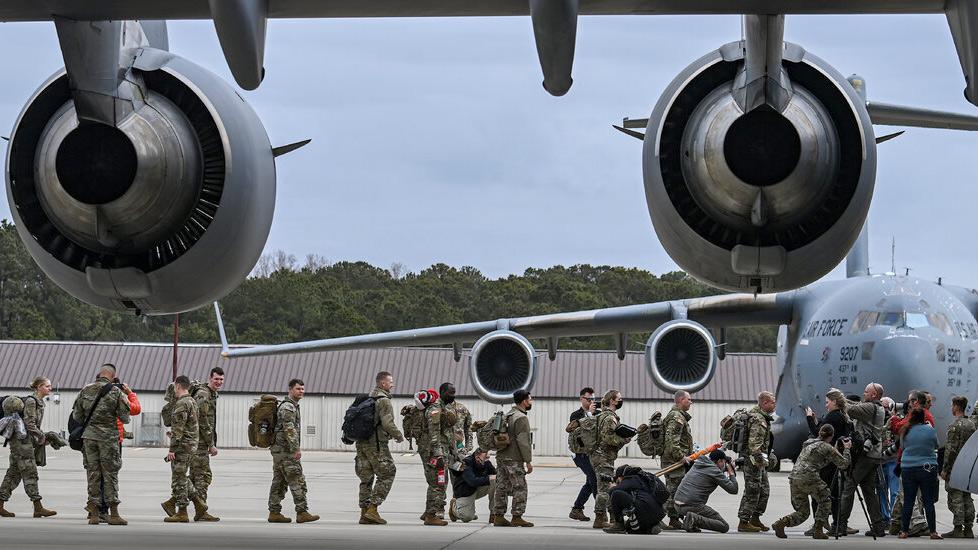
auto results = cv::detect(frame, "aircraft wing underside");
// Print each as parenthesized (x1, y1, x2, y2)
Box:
(0, 0, 946, 22)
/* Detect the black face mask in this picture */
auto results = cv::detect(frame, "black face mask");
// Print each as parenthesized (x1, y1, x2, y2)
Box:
(443, 396, 455, 404)
(525, 403, 532, 411)
(616, 399, 624, 410)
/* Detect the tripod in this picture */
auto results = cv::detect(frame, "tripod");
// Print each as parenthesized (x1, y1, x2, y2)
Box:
(830, 466, 876, 540)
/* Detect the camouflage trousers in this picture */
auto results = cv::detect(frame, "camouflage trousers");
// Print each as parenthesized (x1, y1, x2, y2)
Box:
(589, 452, 615, 514)
(491, 460, 527, 516)
(170, 451, 198, 507)
(947, 488, 975, 526)
(781, 477, 831, 527)
(0, 439, 41, 502)
(677, 502, 730, 533)
(355, 441, 396, 508)
(268, 452, 308, 513)
(83, 439, 122, 506)
(419, 452, 447, 516)
(737, 462, 770, 520)
(664, 471, 684, 519)
(190, 452, 213, 503)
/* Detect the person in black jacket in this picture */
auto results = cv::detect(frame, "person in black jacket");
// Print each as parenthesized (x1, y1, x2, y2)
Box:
(449, 449, 496, 523)
(605, 465, 669, 535)
(804, 387, 851, 534)
(568, 387, 597, 521)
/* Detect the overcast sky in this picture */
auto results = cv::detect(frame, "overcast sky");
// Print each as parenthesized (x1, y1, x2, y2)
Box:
(0, 14, 976, 289)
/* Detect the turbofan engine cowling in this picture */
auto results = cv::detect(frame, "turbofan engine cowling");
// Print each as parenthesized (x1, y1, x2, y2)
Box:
(6, 49, 275, 315)
(645, 320, 717, 393)
(643, 42, 875, 293)
(469, 330, 538, 404)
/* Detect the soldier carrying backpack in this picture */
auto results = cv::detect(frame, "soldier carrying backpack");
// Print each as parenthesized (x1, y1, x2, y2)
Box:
(0, 376, 57, 518)
(352, 371, 403, 526)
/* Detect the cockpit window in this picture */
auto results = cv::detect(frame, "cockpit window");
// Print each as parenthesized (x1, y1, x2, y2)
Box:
(878, 311, 904, 327)
(850, 311, 880, 333)
(926, 313, 955, 336)
(905, 312, 929, 329)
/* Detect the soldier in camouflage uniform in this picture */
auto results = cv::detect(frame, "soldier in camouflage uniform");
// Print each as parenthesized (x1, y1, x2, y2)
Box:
(773, 425, 852, 539)
(941, 396, 976, 538)
(267, 378, 319, 524)
(356, 371, 404, 525)
(72, 363, 130, 525)
(661, 390, 694, 529)
(189, 367, 223, 521)
(420, 383, 464, 525)
(737, 391, 775, 533)
(162, 376, 199, 523)
(442, 382, 472, 522)
(491, 389, 534, 527)
(0, 376, 57, 518)
(588, 389, 632, 530)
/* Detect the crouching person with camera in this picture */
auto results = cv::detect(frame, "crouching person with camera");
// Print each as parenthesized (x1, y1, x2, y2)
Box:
(673, 449, 738, 533)
(450, 448, 496, 523)
(604, 465, 669, 535)
(772, 425, 851, 539)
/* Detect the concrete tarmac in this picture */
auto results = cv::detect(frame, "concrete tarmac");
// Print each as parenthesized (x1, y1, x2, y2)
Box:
(0, 448, 966, 549)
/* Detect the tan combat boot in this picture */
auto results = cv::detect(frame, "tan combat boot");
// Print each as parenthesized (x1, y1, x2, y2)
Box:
(163, 505, 190, 523)
(510, 515, 534, 527)
(107, 504, 128, 526)
(448, 499, 458, 522)
(192, 495, 219, 522)
(296, 510, 320, 523)
(738, 519, 762, 533)
(424, 513, 448, 526)
(32, 500, 56, 517)
(772, 516, 789, 539)
(592, 511, 610, 529)
(0, 501, 14, 518)
(492, 514, 512, 527)
(364, 504, 386, 525)
(268, 511, 292, 523)
(85, 503, 98, 525)
(751, 514, 770, 532)
(488, 513, 497, 524)
(603, 521, 625, 534)
(568, 508, 590, 521)
(160, 497, 177, 518)
(812, 520, 829, 540)
(359, 507, 371, 525)
(964, 525, 975, 538)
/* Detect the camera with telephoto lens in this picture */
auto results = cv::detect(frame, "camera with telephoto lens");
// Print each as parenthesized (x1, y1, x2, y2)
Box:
(882, 440, 900, 458)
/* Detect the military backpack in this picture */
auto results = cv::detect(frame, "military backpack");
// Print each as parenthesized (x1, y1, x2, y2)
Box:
(401, 404, 426, 446)
(475, 410, 511, 451)
(161, 379, 207, 427)
(341, 394, 376, 444)
(719, 407, 751, 455)
(636, 411, 665, 458)
(566, 415, 600, 455)
(248, 394, 284, 448)
(0, 395, 25, 418)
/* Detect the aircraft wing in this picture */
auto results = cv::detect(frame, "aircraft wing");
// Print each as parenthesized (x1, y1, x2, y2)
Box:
(217, 291, 794, 359)
(0, 1, 948, 21)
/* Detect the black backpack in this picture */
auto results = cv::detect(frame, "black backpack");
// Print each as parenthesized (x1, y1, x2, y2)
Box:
(341, 395, 377, 444)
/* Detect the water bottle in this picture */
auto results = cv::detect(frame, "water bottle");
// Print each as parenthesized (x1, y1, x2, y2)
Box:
(437, 466, 446, 486)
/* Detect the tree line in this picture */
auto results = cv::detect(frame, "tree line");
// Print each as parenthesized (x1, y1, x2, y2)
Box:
(0, 220, 776, 352)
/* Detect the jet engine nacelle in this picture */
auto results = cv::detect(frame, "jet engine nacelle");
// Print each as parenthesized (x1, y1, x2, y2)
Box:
(645, 320, 717, 393)
(643, 42, 876, 293)
(469, 330, 538, 404)
(6, 50, 275, 315)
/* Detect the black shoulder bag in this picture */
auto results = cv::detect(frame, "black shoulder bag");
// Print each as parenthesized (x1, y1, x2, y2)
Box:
(67, 384, 115, 451)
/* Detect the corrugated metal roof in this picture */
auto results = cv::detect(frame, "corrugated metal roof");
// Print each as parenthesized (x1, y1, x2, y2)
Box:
(0, 341, 777, 401)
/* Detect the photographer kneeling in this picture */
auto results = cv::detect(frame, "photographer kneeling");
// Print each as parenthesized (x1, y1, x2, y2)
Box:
(449, 448, 496, 523)
(674, 449, 739, 533)
(604, 465, 669, 534)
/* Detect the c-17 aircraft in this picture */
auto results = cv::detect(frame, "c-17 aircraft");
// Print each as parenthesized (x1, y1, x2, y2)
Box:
(5, 4, 978, 316)
(216, 225, 978, 462)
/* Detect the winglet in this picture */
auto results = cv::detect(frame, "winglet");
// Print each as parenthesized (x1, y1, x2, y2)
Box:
(272, 139, 311, 158)
(214, 302, 230, 356)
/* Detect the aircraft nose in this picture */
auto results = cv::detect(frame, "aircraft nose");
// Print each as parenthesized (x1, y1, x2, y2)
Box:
(864, 335, 938, 397)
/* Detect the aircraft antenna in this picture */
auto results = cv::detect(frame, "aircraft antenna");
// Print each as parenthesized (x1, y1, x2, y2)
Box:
(891, 236, 896, 274)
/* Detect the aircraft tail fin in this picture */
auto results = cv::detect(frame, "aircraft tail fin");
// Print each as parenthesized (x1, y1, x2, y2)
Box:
(846, 222, 870, 278)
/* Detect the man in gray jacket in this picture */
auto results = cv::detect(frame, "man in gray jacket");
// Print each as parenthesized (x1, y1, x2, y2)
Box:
(674, 449, 739, 533)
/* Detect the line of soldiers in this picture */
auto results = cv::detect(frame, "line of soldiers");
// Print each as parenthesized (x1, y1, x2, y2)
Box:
(354, 372, 535, 527)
